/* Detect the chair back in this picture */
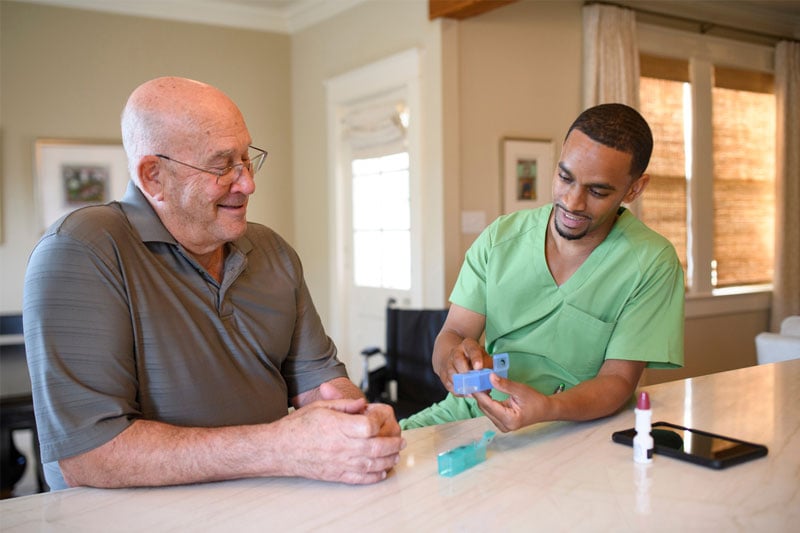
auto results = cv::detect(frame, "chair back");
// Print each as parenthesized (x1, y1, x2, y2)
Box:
(385, 306, 449, 417)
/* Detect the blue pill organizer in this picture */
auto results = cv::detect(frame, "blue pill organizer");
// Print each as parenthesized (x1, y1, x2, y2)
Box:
(452, 353, 509, 395)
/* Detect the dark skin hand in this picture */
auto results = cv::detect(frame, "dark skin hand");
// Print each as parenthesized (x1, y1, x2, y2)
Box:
(471, 359, 645, 432)
(432, 306, 492, 395)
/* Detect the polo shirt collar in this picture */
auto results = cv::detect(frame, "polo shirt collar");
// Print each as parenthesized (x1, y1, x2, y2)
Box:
(120, 181, 176, 244)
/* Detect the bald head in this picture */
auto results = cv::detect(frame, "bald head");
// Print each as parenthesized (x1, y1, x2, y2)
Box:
(121, 77, 246, 184)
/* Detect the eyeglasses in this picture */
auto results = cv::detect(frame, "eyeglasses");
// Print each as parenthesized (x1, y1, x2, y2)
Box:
(155, 145, 268, 186)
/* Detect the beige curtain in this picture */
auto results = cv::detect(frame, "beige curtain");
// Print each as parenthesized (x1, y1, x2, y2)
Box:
(582, 3, 640, 108)
(771, 41, 800, 330)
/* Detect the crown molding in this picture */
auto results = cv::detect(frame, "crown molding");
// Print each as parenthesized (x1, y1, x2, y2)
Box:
(8, 0, 370, 34)
(281, 0, 368, 33)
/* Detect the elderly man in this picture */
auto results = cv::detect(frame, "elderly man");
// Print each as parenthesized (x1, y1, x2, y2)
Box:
(24, 77, 403, 490)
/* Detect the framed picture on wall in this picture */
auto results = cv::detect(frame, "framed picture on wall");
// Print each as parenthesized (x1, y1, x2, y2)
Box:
(501, 138, 554, 214)
(34, 139, 129, 231)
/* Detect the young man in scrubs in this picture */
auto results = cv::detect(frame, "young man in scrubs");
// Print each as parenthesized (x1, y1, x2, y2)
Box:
(402, 103, 684, 432)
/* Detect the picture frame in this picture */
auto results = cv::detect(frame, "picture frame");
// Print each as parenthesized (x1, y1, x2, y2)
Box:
(34, 139, 129, 231)
(501, 138, 554, 214)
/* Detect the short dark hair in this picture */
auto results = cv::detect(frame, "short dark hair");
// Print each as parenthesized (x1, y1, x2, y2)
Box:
(566, 103, 653, 178)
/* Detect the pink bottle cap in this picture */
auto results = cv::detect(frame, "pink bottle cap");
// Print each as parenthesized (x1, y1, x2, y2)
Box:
(637, 391, 650, 410)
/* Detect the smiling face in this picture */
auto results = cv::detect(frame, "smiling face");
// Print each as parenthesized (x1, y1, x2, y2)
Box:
(127, 78, 257, 259)
(156, 128, 256, 256)
(551, 129, 648, 245)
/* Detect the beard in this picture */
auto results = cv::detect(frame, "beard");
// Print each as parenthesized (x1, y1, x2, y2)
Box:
(553, 205, 589, 241)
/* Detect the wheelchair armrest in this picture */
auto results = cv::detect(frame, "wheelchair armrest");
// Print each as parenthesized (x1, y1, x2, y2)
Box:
(360, 346, 390, 401)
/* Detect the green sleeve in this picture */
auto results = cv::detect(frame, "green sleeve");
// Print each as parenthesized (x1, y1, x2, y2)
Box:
(399, 394, 484, 429)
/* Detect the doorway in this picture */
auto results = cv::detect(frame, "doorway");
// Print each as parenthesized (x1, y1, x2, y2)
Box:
(326, 49, 424, 384)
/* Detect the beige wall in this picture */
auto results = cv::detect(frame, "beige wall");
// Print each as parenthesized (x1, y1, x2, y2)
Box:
(0, 1, 292, 312)
(0, 0, 772, 384)
(454, 0, 582, 270)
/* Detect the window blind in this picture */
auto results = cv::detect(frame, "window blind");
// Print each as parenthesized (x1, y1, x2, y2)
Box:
(711, 82, 776, 286)
(639, 75, 688, 275)
(639, 54, 776, 289)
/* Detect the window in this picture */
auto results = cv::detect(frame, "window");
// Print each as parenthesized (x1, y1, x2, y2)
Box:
(710, 71, 776, 287)
(638, 49, 775, 293)
(351, 152, 411, 290)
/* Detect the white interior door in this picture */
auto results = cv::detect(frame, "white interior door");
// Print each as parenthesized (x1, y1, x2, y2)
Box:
(347, 149, 417, 385)
(326, 50, 423, 386)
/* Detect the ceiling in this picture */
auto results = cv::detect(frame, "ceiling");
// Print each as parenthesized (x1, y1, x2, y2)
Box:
(11, 0, 800, 39)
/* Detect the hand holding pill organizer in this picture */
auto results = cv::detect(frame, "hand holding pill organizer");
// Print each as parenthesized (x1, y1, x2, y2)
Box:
(452, 353, 509, 395)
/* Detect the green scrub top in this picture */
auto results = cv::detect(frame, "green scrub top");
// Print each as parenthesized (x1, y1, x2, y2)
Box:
(401, 205, 684, 429)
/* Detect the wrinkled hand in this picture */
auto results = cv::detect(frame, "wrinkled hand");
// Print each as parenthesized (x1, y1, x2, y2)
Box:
(319, 382, 401, 438)
(317, 380, 357, 401)
(471, 373, 552, 433)
(276, 392, 404, 484)
(434, 337, 494, 395)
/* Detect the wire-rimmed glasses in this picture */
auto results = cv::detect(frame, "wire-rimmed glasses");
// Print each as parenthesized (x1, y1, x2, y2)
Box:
(155, 145, 268, 186)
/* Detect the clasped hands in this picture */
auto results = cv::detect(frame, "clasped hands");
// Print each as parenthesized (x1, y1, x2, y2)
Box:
(281, 382, 405, 485)
(435, 338, 554, 433)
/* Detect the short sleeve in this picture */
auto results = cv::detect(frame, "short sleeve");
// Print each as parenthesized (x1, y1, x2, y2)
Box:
(24, 223, 139, 463)
(605, 246, 685, 368)
(449, 225, 493, 315)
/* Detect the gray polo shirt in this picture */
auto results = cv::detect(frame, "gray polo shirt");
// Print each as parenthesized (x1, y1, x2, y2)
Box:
(24, 182, 347, 488)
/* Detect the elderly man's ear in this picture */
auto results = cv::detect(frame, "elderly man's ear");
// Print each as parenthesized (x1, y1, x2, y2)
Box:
(138, 156, 165, 201)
